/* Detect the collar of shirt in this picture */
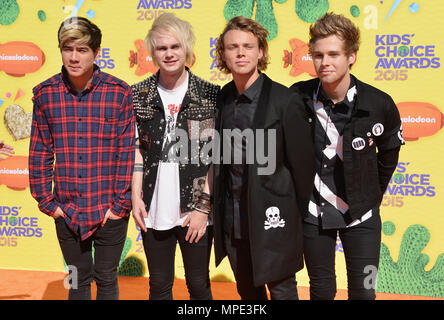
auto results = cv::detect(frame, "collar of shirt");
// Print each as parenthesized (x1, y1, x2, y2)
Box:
(316, 77, 357, 114)
(61, 64, 102, 95)
(234, 72, 264, 104)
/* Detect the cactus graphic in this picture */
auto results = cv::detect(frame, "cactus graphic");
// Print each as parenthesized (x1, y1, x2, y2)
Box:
(223, 0, 255, 22)
(223, 0, 289, 40)
(223, 0, 331, 40)
(0, 0, 20, 26)
(294, 0, 329, 23)
(378, 222, 444, 297)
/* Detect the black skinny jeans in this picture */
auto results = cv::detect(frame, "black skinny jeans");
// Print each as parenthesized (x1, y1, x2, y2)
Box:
(141, 226, 213, 300)
(55, 216, 129, 300)
(224, 232, 299, 300)
(303, 212, 381, 300)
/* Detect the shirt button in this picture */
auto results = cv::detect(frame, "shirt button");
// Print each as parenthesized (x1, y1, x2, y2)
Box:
(323, 164, 327, 168)
(321, 202, 325, 206)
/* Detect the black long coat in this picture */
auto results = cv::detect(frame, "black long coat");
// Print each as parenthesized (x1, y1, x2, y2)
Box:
(213, 74, 315, 286)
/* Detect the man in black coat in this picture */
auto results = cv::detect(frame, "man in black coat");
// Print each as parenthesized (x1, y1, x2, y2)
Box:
(213, 16, 315, 300)
(290, 13, 404, 300)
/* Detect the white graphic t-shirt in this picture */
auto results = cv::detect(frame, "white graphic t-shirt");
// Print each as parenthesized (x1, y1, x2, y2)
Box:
(144, 73, 189, 230)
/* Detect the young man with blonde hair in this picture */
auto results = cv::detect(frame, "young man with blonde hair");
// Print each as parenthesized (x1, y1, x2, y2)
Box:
(29, 17, 135, 300)
(213, 16, 315, 300)
(291, 13, 404, 300)
(131, 13, 219, 300)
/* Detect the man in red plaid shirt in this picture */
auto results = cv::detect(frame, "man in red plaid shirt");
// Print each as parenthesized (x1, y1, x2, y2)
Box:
(29, 17, 135, 300)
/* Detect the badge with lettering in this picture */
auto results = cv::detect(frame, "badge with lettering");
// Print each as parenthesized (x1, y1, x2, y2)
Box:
(372, 123, 384, 136)
(352, 137, 366, 150)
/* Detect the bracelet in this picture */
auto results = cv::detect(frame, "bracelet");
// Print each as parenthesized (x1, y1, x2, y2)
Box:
(193, 206, 211, 215)
(194, 201, 211, 213)
(192, 203, 211, 215)
(197, 198, 212, 207)
(190, 191, 213, 215)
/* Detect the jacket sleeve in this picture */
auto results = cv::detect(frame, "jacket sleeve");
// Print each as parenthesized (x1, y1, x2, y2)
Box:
(377, 146, 400, 199)
(376, 94, 404, 150)
(110, 87, 136, 217)
(282, 93, 316, 215)
(28, 96, 60, 216)
(376, 94, 404, 198)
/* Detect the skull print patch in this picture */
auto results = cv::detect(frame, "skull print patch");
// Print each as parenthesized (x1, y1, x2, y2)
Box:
(264, 206, 285, 230)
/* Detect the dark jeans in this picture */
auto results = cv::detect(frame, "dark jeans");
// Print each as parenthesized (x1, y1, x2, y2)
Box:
(141, 226, 213, 300)
(55, 216, 129, 300)
(303, 212, 382, 300)
(224, 232, 299, 300)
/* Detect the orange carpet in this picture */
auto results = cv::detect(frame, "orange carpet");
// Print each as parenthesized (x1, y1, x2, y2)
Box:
(0, 269, 441, 300)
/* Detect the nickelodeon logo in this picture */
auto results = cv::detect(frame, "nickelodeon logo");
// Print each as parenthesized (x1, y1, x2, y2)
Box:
(0, 41, 45, 77)
(0, 156, 29, 190)
(129, 39, 158, 77)
(283, 38, 316, 78)
(397, 102, 443, 141)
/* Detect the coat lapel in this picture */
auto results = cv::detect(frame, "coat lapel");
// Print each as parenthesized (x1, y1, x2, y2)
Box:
(253, 74, 276, 129)
(301, 78, 318, 115)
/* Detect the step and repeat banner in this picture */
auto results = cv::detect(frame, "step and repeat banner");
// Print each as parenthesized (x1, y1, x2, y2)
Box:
(0, 0, 443, 298)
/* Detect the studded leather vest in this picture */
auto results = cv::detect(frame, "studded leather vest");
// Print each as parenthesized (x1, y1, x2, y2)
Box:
(131, 70, 220, 213)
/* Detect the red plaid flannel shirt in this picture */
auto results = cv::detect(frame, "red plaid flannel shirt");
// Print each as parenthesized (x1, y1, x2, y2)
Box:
(29, 66, 135, 240)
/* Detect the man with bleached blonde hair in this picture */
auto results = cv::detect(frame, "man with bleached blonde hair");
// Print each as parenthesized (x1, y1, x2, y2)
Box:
(29, 17, 135, 300)
(144, 13, 195, 67)
(131, 13, 219, 300)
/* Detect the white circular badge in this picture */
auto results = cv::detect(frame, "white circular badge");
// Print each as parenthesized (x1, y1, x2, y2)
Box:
(372, 123, 384, 136)
(352, 137, 366, 150)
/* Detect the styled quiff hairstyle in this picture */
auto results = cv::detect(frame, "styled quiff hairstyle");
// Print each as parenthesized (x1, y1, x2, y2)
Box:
(215, 16, 270, 73)
(58, 17, 102, 52)
(145, 13, 195, 66)
(309, 12, 360, 57)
